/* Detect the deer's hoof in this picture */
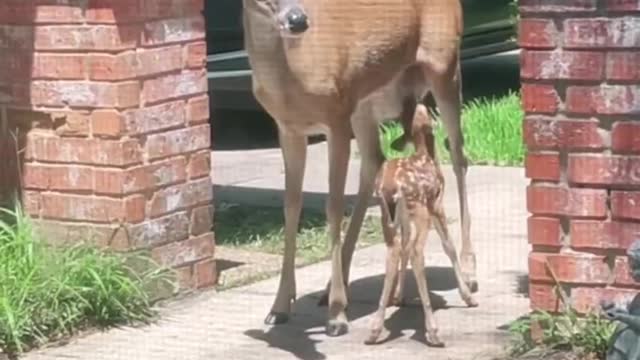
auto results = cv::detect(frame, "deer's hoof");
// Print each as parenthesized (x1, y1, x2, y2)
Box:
(364, 328, 383, 345)
(326, 319, 349, 337)
(425, 331, 445, 348)
(264, 311, 289, 325)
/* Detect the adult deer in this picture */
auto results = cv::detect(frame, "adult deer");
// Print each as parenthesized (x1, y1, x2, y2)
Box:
(242, 0, 475, 336)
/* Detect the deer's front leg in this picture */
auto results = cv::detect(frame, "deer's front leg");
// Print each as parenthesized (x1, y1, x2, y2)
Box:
(265, 132, 307, 325)
(325, 129, 351, 337)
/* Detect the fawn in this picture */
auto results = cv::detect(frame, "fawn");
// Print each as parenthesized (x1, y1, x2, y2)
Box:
(365, 104, 478, 347)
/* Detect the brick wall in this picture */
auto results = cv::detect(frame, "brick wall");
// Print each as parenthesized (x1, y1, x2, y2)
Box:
(521, 0, 640, 313)
(0, 0, 215, 290)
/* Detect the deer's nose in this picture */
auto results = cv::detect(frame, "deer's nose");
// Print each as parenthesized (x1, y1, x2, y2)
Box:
(285, 7, 309, 33)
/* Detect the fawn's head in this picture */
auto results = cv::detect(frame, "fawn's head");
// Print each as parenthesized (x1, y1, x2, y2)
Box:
(410, 104, 436, 158)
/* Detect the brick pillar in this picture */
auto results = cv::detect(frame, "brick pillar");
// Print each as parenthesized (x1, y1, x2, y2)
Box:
(521, 0, 640, 313)
(0, 0, 215, 290)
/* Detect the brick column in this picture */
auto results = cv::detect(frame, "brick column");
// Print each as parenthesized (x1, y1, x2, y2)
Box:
(0, 0, 215, 290)
(521, 0, 640, 313)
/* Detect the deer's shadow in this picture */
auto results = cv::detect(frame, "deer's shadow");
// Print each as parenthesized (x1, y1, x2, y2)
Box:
(244, 266, 466, 360)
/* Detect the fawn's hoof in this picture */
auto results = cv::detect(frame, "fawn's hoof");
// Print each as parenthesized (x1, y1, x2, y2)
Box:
(264, 311, 289, 325)
(364, 328, 385, 345)
(326, 319, 349, 337)
(466, 296, 479, 308)
(425, 331, 445, 348)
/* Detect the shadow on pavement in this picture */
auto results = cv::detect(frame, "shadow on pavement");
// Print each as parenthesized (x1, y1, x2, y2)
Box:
(244, 266, 467, 360)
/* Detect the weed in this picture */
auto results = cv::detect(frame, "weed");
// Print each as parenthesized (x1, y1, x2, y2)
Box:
(0, 205, 173, 356)
(214, 203, 383, 264)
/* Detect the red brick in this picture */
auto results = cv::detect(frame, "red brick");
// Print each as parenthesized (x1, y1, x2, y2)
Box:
(566, 85, 640, 115)
(30, 81, 140, 108)
(186, 95, 209, 124)
(149, 178, 212, 218)
(528, 216, 562, 247)
(607, 52, 640, 81)
(612, 122, 640, 153)
(151, 233, 214, 268)
(571, 220, 640, 250)
(123, 100, 185, 136)
(142, 16, 205, 46)
(142, 70, 207, 104)
(22, 191, 41, 217)
(23, 164, 93, 192)
(125, 195, 146, 223)
(529, 283, 561, 312)
(0, 2, 85, 24)
(518, 19, 558, 49)
(86, 0, 140, 23)
(519, 0, 597, 12)
(606, 0, 640, 11)
(523, 117, 605, 150)
(614, 257, 639, 286)
(529, 252, 610, 284)
(572, 287, 637, 314)
(564, 18, 640, 49)
(527, 185, 607, 218)
(31, 54, 86, 80)
(50, 111, 91, 137)
(27, 134, 142, 166)
(184, 41, 207, 68)
(127, 211, 190, 248)
(32, 220, 129, 250)
(190, 205, 213, 236)
(611, 191, 640, 221)
(89, 52, 137, 81)
(174, 265, 194, 290)
(94, 157, 187, 195)
(143, 0, 204, 19)
(194, 258, 217, 288)
(568, 154, 640, 186)
(521, 50, 604, 81)
(34, 25, 140, 51)
(188, 151, 210, 179)
(146, 124, 210, 160)
(136, 45, 183, 77)
(525, 152, 561, 181)
(41, 193, 125, 223)
(521, 84, 559, 114)
(91, 110, 126, 138)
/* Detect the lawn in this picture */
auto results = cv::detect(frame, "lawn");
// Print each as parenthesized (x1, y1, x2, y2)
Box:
(214, 203, 384, 265)
(380, 91, 525, 166)
(0, 206, 173, 357)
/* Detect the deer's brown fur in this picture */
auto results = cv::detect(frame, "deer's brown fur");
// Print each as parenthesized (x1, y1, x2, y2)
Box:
(366, 104, 477, 347)
(243, 0, 476, 336)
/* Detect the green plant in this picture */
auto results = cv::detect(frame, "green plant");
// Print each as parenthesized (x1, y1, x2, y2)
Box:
(508, 308, 616, 359)
(0, 205, 173, 356)
(214, 202, 383, 264)
(378, 92, 525, 166)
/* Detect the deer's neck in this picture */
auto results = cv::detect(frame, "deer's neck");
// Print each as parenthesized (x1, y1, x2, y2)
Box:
(413, 132, 436, 161)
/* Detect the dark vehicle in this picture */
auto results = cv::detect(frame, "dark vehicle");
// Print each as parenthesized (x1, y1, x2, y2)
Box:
(205, 0, 517, 111)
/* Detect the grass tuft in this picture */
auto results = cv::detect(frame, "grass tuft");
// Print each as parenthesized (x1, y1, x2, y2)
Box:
(379, 91, 525, 166)
(0, 205, 173, 356)
(214, 203, 383, 264)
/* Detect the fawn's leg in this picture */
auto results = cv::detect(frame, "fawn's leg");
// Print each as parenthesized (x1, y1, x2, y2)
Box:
(391, 250, 409, 306)
(365, 241, 400, 345)
(265, 131, 307, 325)
(433, 206, 478, 308)
(410, 215, 444, 347)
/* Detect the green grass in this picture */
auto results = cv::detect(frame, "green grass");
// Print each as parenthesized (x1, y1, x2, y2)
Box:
(0, 205, 174, 356)
(215, 203, 383, 264)
(380, 91, 525, 166)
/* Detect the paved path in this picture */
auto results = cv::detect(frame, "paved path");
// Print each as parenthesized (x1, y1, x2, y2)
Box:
(24, 141, 531, 360)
